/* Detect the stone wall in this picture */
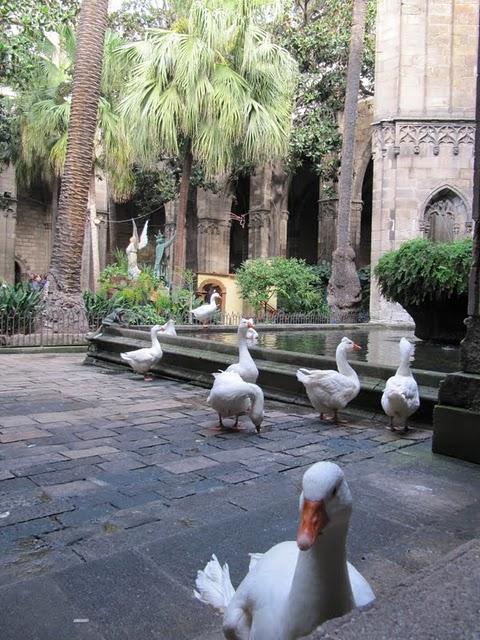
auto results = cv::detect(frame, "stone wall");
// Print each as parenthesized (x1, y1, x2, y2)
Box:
(370, 0, 478, 322)
(15, 196, 52, 277)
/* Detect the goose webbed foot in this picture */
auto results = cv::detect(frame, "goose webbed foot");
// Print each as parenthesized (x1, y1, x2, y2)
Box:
(332, 410, 349, 425)
(387, 417, 395, 432)
(143, 374, 154, 382)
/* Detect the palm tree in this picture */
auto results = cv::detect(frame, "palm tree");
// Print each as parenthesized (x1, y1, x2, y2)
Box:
(327, 0, 368, 321)
(18, 26, 134, 291)
(120, 0, 297, 287)
(46, 0, 109, 308)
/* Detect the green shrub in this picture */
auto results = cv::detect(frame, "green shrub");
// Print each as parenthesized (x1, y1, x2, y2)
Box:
(0, 282, 43, 316)
(374, 238, 472, 307)
(86, 256, 196, 326)
(236, 257, 325, 314)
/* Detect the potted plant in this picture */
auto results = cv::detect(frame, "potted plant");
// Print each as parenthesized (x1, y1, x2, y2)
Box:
(374, 238, 472, 344)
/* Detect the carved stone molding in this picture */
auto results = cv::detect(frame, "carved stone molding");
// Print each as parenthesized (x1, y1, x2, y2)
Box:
(248, 208, 269, 230)
(318, 199, 338, 220)
(197, 218, 231, 236)
(372, 120, 475, 157)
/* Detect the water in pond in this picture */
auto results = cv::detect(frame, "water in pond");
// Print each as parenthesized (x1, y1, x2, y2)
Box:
(193, 327, 460, 373)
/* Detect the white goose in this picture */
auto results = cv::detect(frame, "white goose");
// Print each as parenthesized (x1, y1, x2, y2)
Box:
(207, 370, 264, 432)
(193, 291, 221, 326)
(195, 461, 375, 640)
(120, 324, 162, 381)
(225, 318, 259, 383)
(246, 318, 259, 342)
(381, 337, 420, 432)
(159, 319, 177, 336)
(296, 337, 361, 424)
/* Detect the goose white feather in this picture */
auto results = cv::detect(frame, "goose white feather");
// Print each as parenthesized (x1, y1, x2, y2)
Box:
(159, 319, 177, 336)
(225, 318, 259, 383)
(381, 337, 420, 431)
(207, 370, 264, 431)
(120, 325, 163, 379)
(246, 318, 259, 341)
(193, 292, 221, 324)
(296, 337, 361, 423)
(195, 461, 375, 640)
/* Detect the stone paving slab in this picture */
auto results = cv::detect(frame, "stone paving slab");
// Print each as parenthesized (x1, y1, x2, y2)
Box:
(0, 353, 478, 640)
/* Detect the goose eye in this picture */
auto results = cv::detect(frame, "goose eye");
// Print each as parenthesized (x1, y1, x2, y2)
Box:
(332, 487, 338, 497)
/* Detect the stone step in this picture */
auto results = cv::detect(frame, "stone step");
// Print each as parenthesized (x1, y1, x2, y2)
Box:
(306, 539, 480, 640)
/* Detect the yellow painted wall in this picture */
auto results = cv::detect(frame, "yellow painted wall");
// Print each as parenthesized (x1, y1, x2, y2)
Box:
(197, 273, 243, 315)
(197, 273, 277, 317)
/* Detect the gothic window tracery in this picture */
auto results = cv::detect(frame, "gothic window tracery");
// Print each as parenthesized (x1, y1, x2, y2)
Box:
(421, 189, 469, 242)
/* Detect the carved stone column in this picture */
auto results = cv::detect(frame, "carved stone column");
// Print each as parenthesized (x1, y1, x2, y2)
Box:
(317, 198, 337, 263)
(196, 185, 232, 274)
(317, 198, 363, 263)
(197, 218, 231, 273)
(0, 165, 18, 284)
(248, 162, 290, 259)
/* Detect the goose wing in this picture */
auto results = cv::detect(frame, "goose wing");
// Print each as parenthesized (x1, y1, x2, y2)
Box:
(120, 347, 155, 363)
(299, 369, 358, 407)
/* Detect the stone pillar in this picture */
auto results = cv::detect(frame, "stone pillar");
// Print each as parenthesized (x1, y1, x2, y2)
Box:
(432, 25, 480, 464)
(317, 198, 363, 263)
(248, 162, 289, 259)
(317, 198, 337, 262)
(0, 165, 18, 284)
(196, 185, 231, 274)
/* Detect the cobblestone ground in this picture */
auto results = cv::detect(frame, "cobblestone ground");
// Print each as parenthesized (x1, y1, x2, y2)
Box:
(2, 353, 476, 640)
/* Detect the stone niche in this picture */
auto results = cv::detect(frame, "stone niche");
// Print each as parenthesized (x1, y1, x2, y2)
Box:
(420, 187, 471, 241)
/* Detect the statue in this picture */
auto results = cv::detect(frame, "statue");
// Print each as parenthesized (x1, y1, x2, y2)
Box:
(126, 219, 149, 280)
(154, 230, 176, 283)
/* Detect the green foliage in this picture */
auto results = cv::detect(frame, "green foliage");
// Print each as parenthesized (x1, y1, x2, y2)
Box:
(86, 256, 196, 325)
(0, 282, 43, 315)
(131, 164, 179, 212)
(374, 238, 473, 307)
(275, 0, 376, 176)
(235, 257, 325, 313)
(0, 0, 79, 90)
(119, 0, 298, 179)
(357, 265, 371, 312)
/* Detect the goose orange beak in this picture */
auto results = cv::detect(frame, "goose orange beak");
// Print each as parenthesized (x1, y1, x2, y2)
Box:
(353, 343, 361, 351)
(297, 499, 329, 551)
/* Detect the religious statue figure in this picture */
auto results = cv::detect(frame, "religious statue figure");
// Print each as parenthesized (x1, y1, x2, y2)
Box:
(154, 230, 176, 283)
(126, 220, 149, 280)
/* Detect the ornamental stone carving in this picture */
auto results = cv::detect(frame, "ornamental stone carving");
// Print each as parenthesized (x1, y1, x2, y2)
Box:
(420, 189, 470, 242)
(197, 218, 231, 236)
(372, 120, 475, 157)
(248, 208, 269, 230)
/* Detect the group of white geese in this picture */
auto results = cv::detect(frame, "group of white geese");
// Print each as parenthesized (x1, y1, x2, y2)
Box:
(119, 296, 421, 640)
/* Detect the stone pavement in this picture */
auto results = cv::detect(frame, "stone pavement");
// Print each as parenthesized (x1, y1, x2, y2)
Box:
(0, 353, 479, 640)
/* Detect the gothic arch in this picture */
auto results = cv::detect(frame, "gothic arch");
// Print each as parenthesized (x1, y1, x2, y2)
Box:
(197, 277, 226, 311)
(420, 185, 471, 242)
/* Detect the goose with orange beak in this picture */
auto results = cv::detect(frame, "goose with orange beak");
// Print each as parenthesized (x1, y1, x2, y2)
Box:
(195, 461, 374, 640)
(297, 336, 362, 424)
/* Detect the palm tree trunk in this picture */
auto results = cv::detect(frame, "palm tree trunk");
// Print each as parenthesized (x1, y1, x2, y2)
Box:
(172, 141, 193, 289)
(47, 0, 108, 311)
(327, 0, 367, 322)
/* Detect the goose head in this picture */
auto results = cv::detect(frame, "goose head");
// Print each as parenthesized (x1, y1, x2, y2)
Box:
(210, 292, 221, 304)
(238, 318, 250, 337)
(338, 337, 361, 354)
(150, 324, 162, 336)
(247, 318, 256, 328)
(296, 462, 352, 551)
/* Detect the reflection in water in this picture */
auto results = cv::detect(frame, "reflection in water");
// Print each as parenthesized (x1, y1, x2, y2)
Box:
(193, 328, 460, 373)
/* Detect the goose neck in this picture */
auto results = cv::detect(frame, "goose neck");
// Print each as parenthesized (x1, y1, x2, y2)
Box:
(285, 523, 353, 637)
(151, 328, 162, 353)
(336, 346, 356, 377)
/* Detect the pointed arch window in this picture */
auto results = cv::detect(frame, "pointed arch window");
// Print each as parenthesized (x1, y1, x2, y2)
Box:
(422, 188, 468, 242)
